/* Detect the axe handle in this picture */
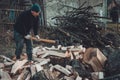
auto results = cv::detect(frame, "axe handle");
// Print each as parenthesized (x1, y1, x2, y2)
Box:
(31, 37, 56, 44)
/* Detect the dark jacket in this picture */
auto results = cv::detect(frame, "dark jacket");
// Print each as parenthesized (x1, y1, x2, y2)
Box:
(14, 10, 39, 36)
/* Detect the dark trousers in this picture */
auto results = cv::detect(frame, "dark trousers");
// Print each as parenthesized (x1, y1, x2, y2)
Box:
(14, 30, 32, 60)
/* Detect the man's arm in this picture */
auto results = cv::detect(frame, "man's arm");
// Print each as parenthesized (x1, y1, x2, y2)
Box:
(33, 17, 40, 39)
(33, 17, 39, 35)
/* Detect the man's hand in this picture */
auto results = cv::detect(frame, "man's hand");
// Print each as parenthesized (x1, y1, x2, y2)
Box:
(25, 34, 31, 39)
(35, 35, 40, 39)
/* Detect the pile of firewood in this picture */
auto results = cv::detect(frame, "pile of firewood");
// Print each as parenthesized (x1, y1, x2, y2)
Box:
(0, 45, 107, 80)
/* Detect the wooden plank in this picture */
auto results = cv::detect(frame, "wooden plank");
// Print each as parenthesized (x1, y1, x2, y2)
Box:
(53, 65, 71, 76)
(11, 59, 28, 74)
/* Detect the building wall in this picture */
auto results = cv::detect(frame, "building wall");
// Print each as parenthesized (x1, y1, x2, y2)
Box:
(45, 0, 105, 26)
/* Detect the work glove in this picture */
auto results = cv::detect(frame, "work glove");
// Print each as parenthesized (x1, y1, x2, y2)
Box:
(35, 35, 40, 39)
(25, 34, 31, 39)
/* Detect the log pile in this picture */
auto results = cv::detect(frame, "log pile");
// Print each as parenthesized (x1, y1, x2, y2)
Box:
(0, 45, 108, 80)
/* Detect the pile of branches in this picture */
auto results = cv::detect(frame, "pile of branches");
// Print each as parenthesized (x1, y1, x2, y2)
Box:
(48, 2, 120, 48)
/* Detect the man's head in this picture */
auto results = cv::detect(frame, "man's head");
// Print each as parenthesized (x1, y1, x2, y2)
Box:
(31, 3, 41, 17)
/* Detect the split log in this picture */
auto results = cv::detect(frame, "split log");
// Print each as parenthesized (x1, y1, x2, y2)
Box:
(11, 59, 28, 74)
(0, 63, 4, 69)
(44, 46, 58, 51)
(0, 55, 14, 62)
(32, 46, 46, 55)
(83, 48, 107, 72)
(53, 64, 71, 76)
(35, 59, 50, 65)
(4, 61, 14, 66)
(25, 73, 31, 80)
(35, 64, 43, 72)
(43, 69, 56, 80)
(31, 70, 49, 80)
(34, 59, 50, 72)
(30, 65, 36, 77)
(49, 68, 61, 80)
(41, 51, 65, 58)
(17, 68, 30, 80)
(0, 69, 12, 80)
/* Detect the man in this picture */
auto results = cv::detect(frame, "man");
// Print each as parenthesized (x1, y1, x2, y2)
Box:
(13, 3, 40, 62)
(108, 0, 119, 23)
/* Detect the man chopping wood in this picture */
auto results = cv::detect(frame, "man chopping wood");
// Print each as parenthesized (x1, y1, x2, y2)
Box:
(13, 3, 40, 63)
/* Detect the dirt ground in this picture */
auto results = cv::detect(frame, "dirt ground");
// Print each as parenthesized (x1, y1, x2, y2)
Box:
(0, 40, 14, 58)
